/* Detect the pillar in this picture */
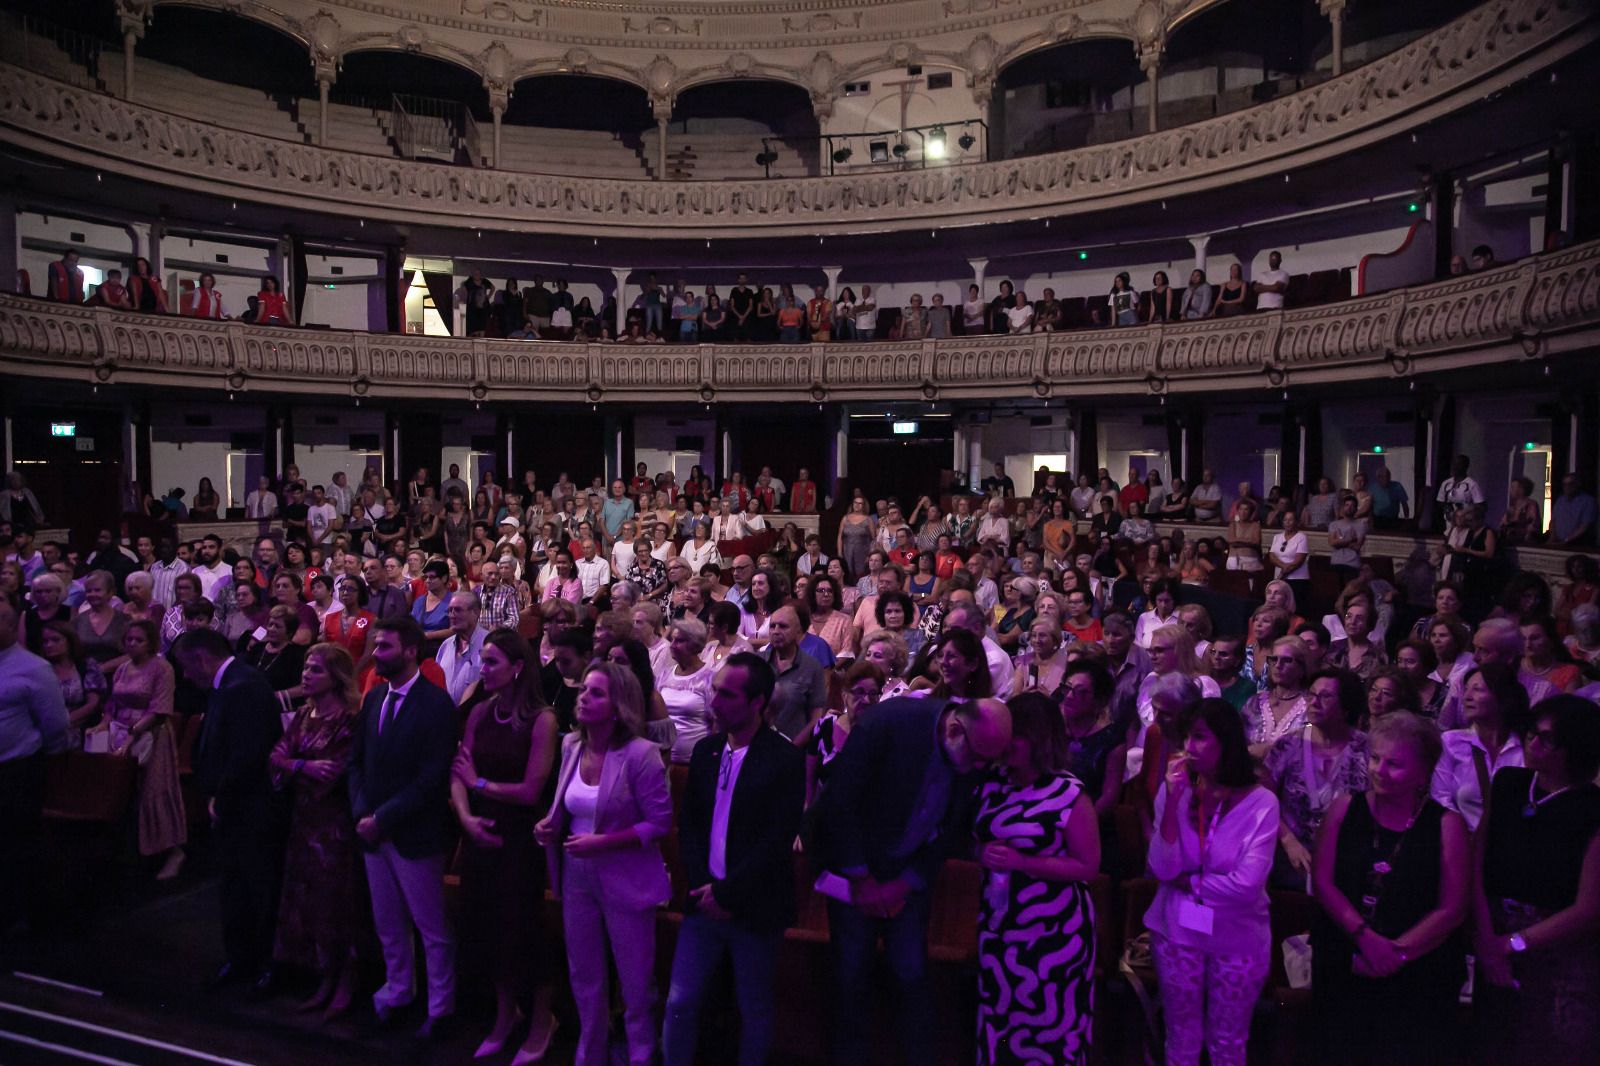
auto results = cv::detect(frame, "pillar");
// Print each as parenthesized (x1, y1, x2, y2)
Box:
(968, 257, 989, 296)
(822, 266, 842, 298)
(953, 425, 966, 480)
(1190, 235, 1210, 274)
(0, 192, 19, 294)
(492, 105, 504, 169)
(656, 117, 669, 181)
(318, 76, 331, 146)
(611, 267, 630, 336)
(1321, 0, 1347, 77)
(486, 84, 509, 169)
(967, 432, 982, 492)
(1142, 55, 1160, 134)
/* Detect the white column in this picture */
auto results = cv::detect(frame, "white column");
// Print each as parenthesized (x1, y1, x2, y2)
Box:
(128, 222, 151, 262)
(611, 267, 630, 336)
(822, 266, 843, 297)
(656, 117, 669, 181)
(318, 77, 331, 146)
(968, 432, 982, 492)
(953, 426, 966, 479)
(1321, 0, 1347, 76)
(1190, 235, 1210, 274)
(491, 105, 504, 169)
(1297, 422, 1308, 486)
(505, 425, 514, 479)
(834, 422, 849, 482)
(968, 257, 989, 296)
(614, 429, 623, 481)
(722, 430, 732, 478)
(1142, 54, 1161, 133)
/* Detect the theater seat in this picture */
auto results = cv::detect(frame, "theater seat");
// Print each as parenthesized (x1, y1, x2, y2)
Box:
(928, 859, 982, 963)
(42, 751, 138, 825)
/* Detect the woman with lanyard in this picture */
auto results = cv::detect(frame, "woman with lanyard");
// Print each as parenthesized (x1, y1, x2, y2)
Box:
(1146, 698, 1279, 1066)
(1265, 669, 1370, 891)
(1473, 696, 1600, 1065)
(1311, 712, 1468, 1066)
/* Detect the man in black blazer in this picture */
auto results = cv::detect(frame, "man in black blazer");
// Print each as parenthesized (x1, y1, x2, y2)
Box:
(172, 628, 285, 992)
(808, 694, 1012, 1066)
(349, 616, 459, 1039)
(662, 652, 806, 1066)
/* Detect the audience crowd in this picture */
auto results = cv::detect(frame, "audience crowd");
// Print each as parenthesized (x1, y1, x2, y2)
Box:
(35, 246, 1376, 345)
(2, 443, 1598, 1066)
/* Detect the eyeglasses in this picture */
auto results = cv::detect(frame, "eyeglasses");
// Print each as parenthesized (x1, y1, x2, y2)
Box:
(849, 687, 882, 701)
(1267, 656, 1300, 666)
(1525, 727, 1557, 744)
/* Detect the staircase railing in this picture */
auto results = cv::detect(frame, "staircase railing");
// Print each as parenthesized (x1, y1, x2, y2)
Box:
(0, 13, 104, 90)
(391, 92, 462, 162)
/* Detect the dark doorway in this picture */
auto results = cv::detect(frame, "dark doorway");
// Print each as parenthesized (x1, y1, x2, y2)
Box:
(11, 406, 126, 552)
(845, 419, 953, 503)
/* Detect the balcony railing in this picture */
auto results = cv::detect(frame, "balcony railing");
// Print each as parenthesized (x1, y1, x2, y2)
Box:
(3, 241, 1597, 402)
(0, 0, 1587, 236)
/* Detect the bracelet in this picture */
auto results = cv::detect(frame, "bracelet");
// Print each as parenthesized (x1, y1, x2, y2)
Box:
(474, 777, 488, 793)
(293, 759, 305, 775)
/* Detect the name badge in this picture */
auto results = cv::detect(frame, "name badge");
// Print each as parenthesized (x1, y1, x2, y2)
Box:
(1177, 896, 1215, 935)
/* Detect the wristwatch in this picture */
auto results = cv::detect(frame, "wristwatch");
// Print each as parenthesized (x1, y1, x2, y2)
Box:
(1507, 933, 1528, 954)
(473, 777, 488, 794)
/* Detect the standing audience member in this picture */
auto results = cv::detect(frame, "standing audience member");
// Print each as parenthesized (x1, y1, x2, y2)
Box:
(0, 599, 69, 939)
(974, 692, 1101, 1065)
(450, 631, 561, 1062)
(663, 654, 806, 1066)
(94, 620, 186, 880)
(808, 695, 1012, 1066)
(1311, 712, 1467, 1066)
(1146, 698, 1279, 1066)
(535, 663, 673, 1066)
(349, 617, 460, 1038)
(268, 644, 365, 1019)
(173, 628, 285, 992)
(1473, 695, 1600, 1065)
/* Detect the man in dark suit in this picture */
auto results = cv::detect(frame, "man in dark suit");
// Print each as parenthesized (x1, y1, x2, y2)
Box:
(662, 653, 806, 1066)
(808, 694, 1012, 1066)
(172, 628, 285, 992)
(349, 616, 458, 1039)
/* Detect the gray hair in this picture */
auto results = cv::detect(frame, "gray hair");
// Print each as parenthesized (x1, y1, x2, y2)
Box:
(30, 572, 65, 594)
(670, 616, 708, 652)
(450, 590, 482, 612)
(1572, 603, 1600, 645)
(1149, 673, 1202, 715)
(1477, 617, 1524, 657)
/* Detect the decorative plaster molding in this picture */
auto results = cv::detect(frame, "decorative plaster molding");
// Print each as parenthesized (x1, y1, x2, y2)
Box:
(0, 0, 1585, 237)
(6, 241, 1598, 402)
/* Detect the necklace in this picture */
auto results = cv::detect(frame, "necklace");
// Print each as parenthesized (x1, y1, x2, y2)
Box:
(492, 697, 516, 726)
(1063, 714, 1104, 754)
(1524, 776, 1572, 818)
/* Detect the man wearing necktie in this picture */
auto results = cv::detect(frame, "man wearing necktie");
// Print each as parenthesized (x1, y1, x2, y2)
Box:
(172, 628, 285, 993)
(349, 616, 459, 1039)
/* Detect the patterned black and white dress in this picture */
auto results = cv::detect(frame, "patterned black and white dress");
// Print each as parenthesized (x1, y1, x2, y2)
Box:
(974, 771, 1096, 1066)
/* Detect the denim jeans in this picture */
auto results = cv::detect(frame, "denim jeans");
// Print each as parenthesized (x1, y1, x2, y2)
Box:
(645, 304, 664, 335)
(661, 910, 782, 1066)
(827, 890, 934, 1066)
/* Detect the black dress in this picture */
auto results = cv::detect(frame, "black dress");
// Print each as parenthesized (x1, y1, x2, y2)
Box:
(1478, 768, 1600, 1065)
(458, 700, 555, 992)
(1063, 720, 1125, 876)
(1311, 795, 1465, 1066)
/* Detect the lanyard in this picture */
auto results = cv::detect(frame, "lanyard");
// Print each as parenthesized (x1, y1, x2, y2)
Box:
(1195, 790, 1231, 871)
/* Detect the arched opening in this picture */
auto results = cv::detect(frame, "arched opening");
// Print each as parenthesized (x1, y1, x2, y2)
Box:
(992, 38, 1143, 158)
(667, 80, 820, 179)
(498, 75, 653, 178)
(333, 50, 485, 161)
(138, 8, 313, 97)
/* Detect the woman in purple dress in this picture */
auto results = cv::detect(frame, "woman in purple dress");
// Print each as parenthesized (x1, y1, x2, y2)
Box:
(269, 643, 366, 1019)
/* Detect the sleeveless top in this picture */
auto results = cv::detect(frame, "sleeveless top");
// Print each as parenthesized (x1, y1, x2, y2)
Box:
(1324, 794, 1464, 985)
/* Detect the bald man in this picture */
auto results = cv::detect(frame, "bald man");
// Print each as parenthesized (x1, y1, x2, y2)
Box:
(809, 693, 1011, 1066)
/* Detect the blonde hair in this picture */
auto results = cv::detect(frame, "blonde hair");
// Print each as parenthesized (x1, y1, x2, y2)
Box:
(305, 642, 360, 714)
(1150, 622, 1206, 677)
(1269, 635, 1314, 685)
(580, 662, 647, 746)
(862, 629, 910, 676)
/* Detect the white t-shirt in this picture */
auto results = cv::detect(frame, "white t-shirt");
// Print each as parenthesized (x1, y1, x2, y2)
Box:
(308, 502, 338, 545)
(1269, 531, 1310, 580)
(854, 298, 877, 333)
(1255, 269, 1290, 310)
(1005, 304, 1035, 333)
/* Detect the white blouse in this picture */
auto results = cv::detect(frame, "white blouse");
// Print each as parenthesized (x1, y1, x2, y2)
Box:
(1146, 783, 1279, 956)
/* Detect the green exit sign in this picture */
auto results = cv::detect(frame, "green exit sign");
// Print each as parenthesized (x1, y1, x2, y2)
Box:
(50, 422, 76, 437)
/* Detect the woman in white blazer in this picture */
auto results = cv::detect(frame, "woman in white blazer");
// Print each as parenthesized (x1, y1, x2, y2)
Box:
(535, 662, 673, 1066)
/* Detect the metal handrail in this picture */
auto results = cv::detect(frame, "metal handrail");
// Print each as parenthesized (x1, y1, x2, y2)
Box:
(821, 119, 989, 174)
(0, 13, 104, 90)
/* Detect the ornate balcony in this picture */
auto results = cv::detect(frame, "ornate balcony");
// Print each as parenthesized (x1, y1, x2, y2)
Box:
(4, 240, 1597, 402)
(0, 0, 1592, 236)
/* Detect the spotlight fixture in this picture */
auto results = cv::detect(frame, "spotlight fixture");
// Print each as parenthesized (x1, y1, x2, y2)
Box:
(832, 147, 853, 164)
(891, 141, 909, 159)
(869, 140, 890, 163)
(957, 130, 976, 152)
(926, 125, 946, 159)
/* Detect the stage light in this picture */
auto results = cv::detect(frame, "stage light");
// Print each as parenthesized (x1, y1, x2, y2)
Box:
(926, 126, 946, 159)
(958, 131, 976, 151)
(833, 147, 853, 164)
(892, 141, 909, 159)
(870, 140, 890, 163)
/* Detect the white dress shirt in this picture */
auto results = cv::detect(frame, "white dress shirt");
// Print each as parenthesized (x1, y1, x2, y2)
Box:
(575, 556, 611, 599)
(709, 742, 751, 880)
(1431, 728, 1522, 831)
